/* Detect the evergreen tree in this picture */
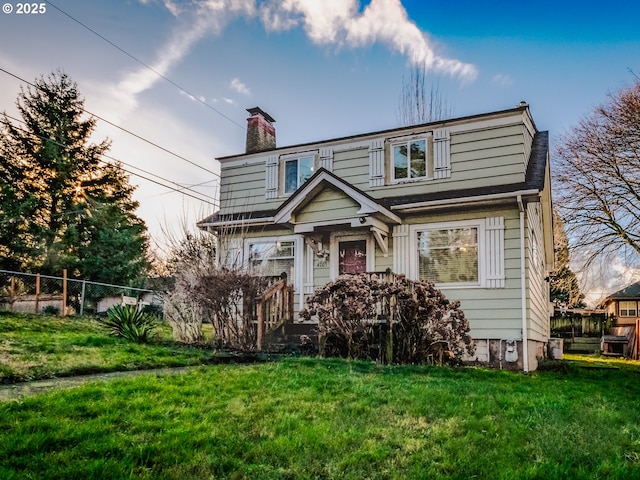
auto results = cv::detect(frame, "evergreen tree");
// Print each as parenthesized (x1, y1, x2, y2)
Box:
(549, 210, 585, 308)
(0, 71, 148, 284)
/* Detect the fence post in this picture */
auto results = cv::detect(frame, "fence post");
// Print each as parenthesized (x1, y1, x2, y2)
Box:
(256, 300, 265, 351)
(35, 273, 40, 314)
(79, 280, 86, 316)
(9, 276, 15, 312)
(62, 269, 67, 316)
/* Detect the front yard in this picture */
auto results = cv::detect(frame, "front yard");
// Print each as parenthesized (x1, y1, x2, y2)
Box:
(1, 312, 640, 479)
(0, 311, 218, 383)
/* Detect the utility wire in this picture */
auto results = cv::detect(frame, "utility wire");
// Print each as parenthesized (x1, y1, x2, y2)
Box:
(45, 0, 246, 131)
(0, 67, 221, 180)
(1, 113, 219, 208)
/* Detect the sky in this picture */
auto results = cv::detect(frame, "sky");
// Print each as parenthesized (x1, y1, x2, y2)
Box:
(1, 0, 639, 301)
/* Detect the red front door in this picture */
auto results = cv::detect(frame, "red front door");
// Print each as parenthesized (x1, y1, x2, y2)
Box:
(339, 240, 367, 274)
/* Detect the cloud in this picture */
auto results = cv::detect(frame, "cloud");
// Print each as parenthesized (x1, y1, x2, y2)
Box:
(107, 0, 255, 119)
(259, 0, 477, 82)
(106, 0, 475, 122)
(492, 74, 513, 87)
(230, 78, 251, 95)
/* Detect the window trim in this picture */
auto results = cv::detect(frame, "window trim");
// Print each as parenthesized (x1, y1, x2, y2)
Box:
(280, 151, 317, 195)
(619, 300, 638, 317)
(389, 133, 432, 184)
(409, 219, 485, 289)
(329, 231, 375, 281)
(244, 235, 303, 295)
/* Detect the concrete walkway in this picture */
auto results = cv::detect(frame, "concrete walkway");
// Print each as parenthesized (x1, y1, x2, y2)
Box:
(0, 366, 196, 402)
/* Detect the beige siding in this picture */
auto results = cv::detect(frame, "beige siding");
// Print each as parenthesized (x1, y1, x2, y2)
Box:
(216, 118, 530, 216)
(448, 126, 526, 187)
(332, 148, 370, 190)
(218, 161, 276, 215)
(295, 188, 361, 224)
(526, 202, 550, 342)
(402, 207, 523, 340)
(363, 123, 528, 200)
(374, 243, 393, 272)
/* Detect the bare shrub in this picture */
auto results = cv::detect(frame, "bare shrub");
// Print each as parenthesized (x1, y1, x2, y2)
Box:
(301, 273, 474, 365)
(164, 291, 204, 344)
(160, 219, 275, 349)
(193, 271, 271, 351)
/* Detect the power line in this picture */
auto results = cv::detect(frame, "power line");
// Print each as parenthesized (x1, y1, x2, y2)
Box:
(0, 67, 221, 180)
(1, 113, 219, 208)
(45, 0, 247, 131)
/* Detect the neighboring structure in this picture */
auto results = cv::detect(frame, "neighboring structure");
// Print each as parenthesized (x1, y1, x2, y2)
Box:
(199, 104, 554, 371)
(599, 282, 640, 358)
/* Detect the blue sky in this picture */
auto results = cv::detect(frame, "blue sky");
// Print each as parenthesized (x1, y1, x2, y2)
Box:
(1, 0, 639, 284)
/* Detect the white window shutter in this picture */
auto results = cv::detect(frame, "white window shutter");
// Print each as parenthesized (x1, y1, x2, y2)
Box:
(265, 155, 279, 199)
(221, 237, 244, 270)
(485, 217, 505, 288)
(393, 225, 410, 276)
(304, 244, 315, 294)
(433, 128, 451, 179)
(319, 147, 333, 172)
(369, 139, 385, 187)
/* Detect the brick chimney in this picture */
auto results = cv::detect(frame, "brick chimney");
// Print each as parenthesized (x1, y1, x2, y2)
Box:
(245, 107, 276, 153)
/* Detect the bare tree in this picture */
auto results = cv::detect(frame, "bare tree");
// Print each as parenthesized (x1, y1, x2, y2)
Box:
(398, 64, 453, 126)
(554, 80, 640, 269)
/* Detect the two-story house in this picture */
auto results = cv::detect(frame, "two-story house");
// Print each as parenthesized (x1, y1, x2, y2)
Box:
(198, 104, 554, 371)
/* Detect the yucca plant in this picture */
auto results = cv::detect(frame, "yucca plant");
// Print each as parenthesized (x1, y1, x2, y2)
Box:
(104, 305, 157, 343)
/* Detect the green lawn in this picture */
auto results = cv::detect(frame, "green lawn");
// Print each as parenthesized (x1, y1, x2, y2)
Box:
(1, 313, 640, 479)
(0, 311, 218, 383)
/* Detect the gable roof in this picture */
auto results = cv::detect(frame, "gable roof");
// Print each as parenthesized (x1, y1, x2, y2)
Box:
(603, 282, 640, 302)
(273, 168, 401, 225)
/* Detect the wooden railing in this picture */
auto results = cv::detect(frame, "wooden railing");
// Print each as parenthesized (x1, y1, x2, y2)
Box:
(256, 277, 294, 351)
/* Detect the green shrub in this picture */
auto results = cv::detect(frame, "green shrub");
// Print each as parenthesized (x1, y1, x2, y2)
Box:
(42, 305, 59, 315)
(104, 305, 157, 343)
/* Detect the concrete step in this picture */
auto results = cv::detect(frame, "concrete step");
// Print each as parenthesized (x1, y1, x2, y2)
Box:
(564, 337, 601, 353)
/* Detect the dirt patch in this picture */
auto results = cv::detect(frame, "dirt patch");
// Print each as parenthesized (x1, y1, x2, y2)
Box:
(0, 367, 195, 402)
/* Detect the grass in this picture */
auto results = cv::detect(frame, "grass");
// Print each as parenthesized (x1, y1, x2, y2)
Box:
(2, 313, 640, 479)
(0, 311, 218, 383)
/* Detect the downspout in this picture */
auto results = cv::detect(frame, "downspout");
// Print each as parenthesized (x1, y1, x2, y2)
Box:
(518, 195, 529, 373)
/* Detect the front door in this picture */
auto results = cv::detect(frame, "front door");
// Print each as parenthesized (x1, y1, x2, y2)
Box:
(338, 240, 367, 274)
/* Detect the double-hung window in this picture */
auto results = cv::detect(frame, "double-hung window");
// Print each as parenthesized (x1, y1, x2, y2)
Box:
(415, 223, 480, 287)
(284, 155, 315, 194)
(619, 301, 638, 317)
(392, 138, 428, 181)
(248, 240, 296, 280)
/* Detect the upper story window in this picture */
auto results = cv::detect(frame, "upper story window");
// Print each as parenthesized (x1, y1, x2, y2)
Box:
(391, 138, 429, 181)
(619, 301, 638, 317)
(284, 155, 315, 194)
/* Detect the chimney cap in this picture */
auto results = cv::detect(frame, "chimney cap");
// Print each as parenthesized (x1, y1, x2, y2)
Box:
(247, 107, 275, 123)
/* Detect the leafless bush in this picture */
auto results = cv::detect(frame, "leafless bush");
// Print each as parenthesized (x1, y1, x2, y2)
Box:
(194, 271, 271, 350)
(160, 217, 272, 349)
(301, 273, 474, 365)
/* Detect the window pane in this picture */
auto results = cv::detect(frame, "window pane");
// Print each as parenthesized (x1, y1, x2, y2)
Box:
(410, 140, 426, 178)
(249, 241, 295, 280)
(620, 301, 637, 317)
(285, 160, 298, 193)
(298, 156, 315, 186)
(417, 228, 479, 284)
(393, 145, 408, 179)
